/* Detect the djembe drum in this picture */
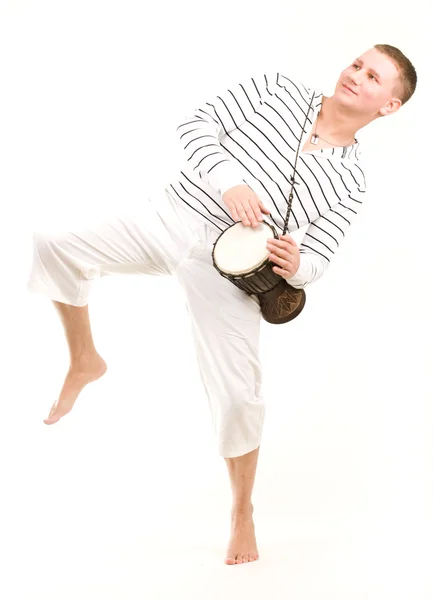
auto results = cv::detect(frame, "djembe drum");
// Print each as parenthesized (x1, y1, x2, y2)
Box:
(212, 220, 305, 324)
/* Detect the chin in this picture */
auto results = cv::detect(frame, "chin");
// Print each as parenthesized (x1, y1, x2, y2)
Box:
(337, 88, 358, 102)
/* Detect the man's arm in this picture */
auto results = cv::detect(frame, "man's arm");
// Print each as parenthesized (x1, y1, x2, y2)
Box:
(175, 71, 310, 196)
(285, 188, 367, 289)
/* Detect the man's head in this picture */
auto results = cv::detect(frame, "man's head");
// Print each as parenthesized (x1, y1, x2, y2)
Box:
(333, 45, 417, 120)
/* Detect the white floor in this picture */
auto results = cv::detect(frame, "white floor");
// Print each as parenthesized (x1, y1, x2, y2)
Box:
(2, 276, 432, 599)
(2, 438, 432, 600)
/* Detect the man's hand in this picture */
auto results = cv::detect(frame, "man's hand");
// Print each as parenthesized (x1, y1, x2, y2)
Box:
(222, 184, 271, 227)
(266, 234, 300, 279)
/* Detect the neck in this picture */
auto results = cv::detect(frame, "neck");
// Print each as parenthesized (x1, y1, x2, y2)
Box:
(317, 95, 363, 144)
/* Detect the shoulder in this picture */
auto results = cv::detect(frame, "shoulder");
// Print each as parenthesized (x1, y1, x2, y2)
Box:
(236, 69, 319, 100)
(274, 70, 322, 108)
(276, 71, 314, 93)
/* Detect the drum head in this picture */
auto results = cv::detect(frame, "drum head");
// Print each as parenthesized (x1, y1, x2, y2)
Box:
(213, 221, 275, 275)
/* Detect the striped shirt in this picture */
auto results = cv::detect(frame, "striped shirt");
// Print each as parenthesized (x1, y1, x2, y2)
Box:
(165, 70, 367, 289)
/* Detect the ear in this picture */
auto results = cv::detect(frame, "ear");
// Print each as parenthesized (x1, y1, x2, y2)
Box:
(379, 97, 402, 117)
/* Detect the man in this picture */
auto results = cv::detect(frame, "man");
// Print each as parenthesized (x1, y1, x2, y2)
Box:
(27, 44, 417, 565)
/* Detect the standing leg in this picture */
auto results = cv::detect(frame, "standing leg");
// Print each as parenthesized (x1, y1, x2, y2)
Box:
(175, 233, 264, 565)
(224, 446, 260, 564)
(44, 302, 107, 425)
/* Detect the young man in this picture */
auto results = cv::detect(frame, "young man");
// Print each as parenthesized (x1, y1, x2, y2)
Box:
(27, 44, 417, 565)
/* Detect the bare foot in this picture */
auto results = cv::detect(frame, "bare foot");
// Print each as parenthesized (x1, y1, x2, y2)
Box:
(43, 355, 107, 425)
(225, 504, 259, 565)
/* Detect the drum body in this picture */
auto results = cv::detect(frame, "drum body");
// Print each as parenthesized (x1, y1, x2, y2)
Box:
(212, 221, 281, 295)
(212, 221, 306, 324)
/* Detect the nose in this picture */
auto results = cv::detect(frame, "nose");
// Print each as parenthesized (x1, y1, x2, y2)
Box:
(349, 73, 360, 86)
(347, 75, 360, 92)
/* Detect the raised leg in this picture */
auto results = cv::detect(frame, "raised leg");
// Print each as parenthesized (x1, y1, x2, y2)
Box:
(28, 195, 203, 424)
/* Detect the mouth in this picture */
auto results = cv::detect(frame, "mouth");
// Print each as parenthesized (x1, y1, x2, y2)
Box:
(343, 83, 357, 95)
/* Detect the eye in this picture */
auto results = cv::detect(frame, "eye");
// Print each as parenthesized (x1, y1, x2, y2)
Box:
(352, 63, 360, 69)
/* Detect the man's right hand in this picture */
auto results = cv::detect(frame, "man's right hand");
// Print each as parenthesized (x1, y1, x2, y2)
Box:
(222, 184, 271, 227)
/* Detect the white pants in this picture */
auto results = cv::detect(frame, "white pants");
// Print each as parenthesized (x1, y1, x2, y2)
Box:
(27, 188, 264, 458)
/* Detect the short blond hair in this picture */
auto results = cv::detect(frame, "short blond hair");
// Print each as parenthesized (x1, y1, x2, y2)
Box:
(374, 44, 417, 106)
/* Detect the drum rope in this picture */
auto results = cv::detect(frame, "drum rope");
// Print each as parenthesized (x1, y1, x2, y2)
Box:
(281, 91, 316, 236)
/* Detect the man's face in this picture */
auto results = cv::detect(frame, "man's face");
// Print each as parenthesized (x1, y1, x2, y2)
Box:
(334, 48, 401, 116)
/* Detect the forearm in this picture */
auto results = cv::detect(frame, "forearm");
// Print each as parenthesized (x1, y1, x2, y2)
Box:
(285, 253, 329, 289)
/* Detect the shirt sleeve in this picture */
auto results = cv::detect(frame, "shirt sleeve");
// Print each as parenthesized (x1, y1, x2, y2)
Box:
(175, 71, 282, 197)
(285, 188, 367, 289)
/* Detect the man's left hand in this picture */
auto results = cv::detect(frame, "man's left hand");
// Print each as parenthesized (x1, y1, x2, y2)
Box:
(266, 234, 300, 279)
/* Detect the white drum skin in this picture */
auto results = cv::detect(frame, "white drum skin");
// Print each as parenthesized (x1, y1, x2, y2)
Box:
(213, 222, 276, 275)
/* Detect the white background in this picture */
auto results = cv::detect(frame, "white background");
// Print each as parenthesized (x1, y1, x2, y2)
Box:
(0, 0, 432, 598)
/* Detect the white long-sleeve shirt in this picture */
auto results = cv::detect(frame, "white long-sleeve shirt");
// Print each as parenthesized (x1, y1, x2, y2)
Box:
(164, 70, 367, 289)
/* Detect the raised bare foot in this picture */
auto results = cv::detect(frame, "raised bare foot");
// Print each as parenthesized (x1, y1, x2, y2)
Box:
(43, 354, 107, 425)
(225, 503, 259, 565)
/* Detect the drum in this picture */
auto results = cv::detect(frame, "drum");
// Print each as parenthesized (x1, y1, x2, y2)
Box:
(212, 221, 306, 324)
(212, 221, 282, 294)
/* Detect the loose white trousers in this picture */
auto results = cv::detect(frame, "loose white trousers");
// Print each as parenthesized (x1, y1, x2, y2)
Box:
(27, 188, 265, 458)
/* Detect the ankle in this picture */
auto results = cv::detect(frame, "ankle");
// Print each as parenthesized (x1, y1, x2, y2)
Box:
(231, 501, 254, 516)
(70, 351, 104, 371)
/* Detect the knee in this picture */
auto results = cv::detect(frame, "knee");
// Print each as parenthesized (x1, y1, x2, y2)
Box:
(217, 393, 265, 434)
(217, 399, 265, 458)
(32, 229, 73, 259)
(32, 230, 60, 248)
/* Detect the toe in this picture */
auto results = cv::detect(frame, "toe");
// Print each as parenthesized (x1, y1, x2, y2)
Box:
(43, 415, 61, 425)
(225, 556, 236, 565)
